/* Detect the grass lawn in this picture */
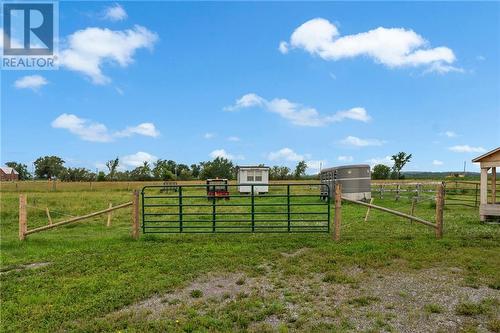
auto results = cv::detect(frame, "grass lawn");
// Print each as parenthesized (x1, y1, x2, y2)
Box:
(1, 182, 499, 332)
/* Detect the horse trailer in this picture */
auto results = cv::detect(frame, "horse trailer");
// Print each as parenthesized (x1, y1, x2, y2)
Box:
(320, 164, 371, 201)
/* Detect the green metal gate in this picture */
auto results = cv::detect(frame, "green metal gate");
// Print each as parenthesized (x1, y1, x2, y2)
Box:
(141, 183, 330, 233)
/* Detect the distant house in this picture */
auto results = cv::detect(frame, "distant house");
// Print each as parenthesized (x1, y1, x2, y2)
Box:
(0, 167, 19, 181)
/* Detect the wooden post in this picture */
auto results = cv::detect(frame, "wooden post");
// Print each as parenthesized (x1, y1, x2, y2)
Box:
(46, 207, 53, 225)
(19, 194, 27, 241)
(492, 167, 496, 204)
(364, 198, 374, 222)
(106, 203, 113, 227)
(410, 197, 416, 223)
(435, 183, 444, 239)
(132, 190, 140, 239)
(334, 184, 342, 241)
(396, 184, 400, 201)
(480, 167, 488, 221)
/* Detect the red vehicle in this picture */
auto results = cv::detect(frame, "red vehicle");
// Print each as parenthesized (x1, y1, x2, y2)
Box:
(206, 178, 230, 200)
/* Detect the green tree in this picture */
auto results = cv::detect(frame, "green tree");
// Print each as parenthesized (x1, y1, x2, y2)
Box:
(391, 152, 412, 180)
(153, 159, 177, 180)
(59, 167, 93, 181)
(97, 171, 106, 181)
(190, 163, 201, 179)
(5, 162, 31, 180)
(106, 157, 120, 181)
(294, 161, 308, 179)
(34, 156, 65, 179)
(130, 161, 152, 181)
(199, 157, 235, 180)
(372, 164, 391, 180)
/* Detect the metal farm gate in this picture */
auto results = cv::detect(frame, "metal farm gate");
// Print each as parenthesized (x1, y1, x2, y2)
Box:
(141, 183, 330, 233)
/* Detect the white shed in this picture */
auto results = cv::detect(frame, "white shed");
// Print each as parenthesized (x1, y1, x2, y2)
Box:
(237, 166, 270, 194)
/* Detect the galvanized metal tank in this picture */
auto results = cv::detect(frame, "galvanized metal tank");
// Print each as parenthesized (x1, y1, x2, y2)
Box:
(320, 164, 371, 201)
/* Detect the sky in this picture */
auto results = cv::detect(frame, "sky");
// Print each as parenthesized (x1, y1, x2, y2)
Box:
(1, 1, 499, 174)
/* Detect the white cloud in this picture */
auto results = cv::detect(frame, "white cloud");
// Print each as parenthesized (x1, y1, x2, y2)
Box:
(278, 41, 289, 54)
(267, 148, 306, 162)
(225, 93, 370, 127)
(280, 18, 459, 73)
(51, 113, 160, 142)
(432, 160, 444, 166)
(228, 136, 240, 142)
(204, 133, 215, 139)
(476, 55, 486, 61)
(51, 114, 112, 142)
(441, 130, 457, 138)
(115, 123, 160, 138)
(14, 75, 48, 90)
(366, 156, 393, 167)
(338, 155, 353, 162)
(121, 151, 157, 168)
(209, 149, 244, 160)
(59, 25, 158, 84)
(340, 136, 385, 147)
(103, 4, 127, 22)
(449, 145, 486, 153)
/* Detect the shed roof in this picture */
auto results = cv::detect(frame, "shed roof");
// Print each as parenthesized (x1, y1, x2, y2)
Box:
(472, 147, 500, 163)
(321, 164, 371, 173)
(0, 167, 19, 174)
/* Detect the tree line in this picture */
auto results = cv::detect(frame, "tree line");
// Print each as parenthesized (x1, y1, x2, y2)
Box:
(5, 157, 310, 181)
(5, 151, 411, 182)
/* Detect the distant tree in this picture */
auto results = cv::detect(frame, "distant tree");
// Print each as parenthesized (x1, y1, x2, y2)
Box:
(391, 152, 412, 180)
(59, 167, 93, 181)
(176, 164, 191, 178)
(269, 166, 291, 180)
(34, 156, 65, 179)
(5, 161, 31, 180)
(294, 161, 308, 179)
(97, 171, 106, 181)
(190, 163, 201, 179)
(372, 164, 391, 180)
(199, 157, 235, 180)
(106, 157, 120, 181)
(153, 159, 177, 180)
(130, 161, 152, 181)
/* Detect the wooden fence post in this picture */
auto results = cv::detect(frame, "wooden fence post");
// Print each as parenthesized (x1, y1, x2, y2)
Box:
(435, 183, 444, 239)
(106, 203, 113, 227)
(396, 184, 400, 201)
(410, 197, 416, 223)
(334, 184, 342, 241)
(132, 190, 140, 239)
(19, 194, 27, 241)
(46, 207, 53, 225)
(364, 198, 374, 222)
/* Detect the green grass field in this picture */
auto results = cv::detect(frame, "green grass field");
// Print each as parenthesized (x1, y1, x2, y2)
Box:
(1, 181, 499, 332)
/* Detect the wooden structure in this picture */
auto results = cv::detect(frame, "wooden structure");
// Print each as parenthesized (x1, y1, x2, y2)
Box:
(1, 167, 19, 181)
(333, 183, 444, 241)
(472, 147, 500, 221)
(19, 191, 140, 240)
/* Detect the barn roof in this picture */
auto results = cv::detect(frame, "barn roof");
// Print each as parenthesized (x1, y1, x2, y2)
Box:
(0, 167, 19, 174)
(472, 147, 500, 163)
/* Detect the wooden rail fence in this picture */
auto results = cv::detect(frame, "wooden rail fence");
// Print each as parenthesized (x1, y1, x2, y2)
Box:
(333, 183, 445, 241)
(19, 191, 140, 241)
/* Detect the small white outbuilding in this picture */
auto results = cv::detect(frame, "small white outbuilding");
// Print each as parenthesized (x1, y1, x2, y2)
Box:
(236, 166, 269, 194)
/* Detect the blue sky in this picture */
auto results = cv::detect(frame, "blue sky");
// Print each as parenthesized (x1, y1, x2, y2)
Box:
(1, 1, 499, 174)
